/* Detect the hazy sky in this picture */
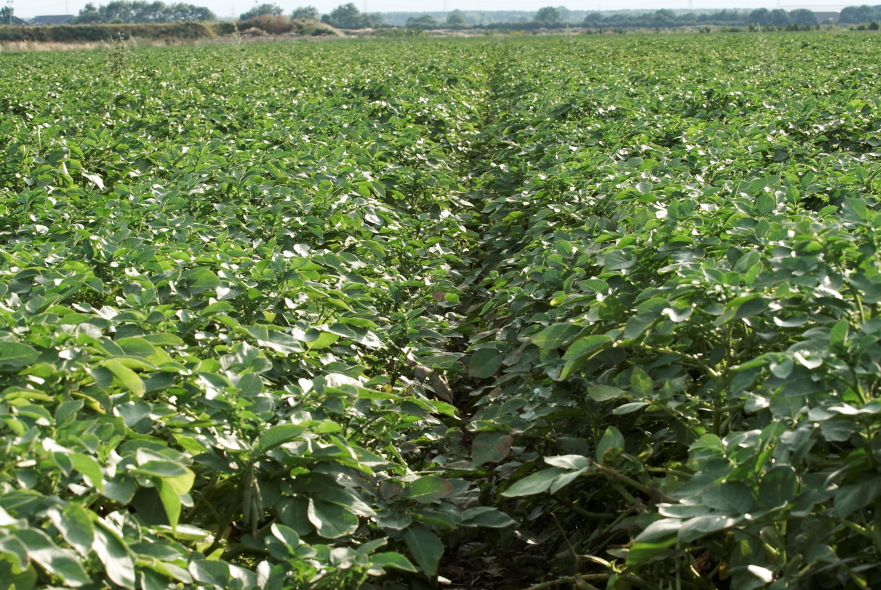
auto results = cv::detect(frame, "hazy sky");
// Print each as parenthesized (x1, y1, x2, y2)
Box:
(13, 0, 851, 20)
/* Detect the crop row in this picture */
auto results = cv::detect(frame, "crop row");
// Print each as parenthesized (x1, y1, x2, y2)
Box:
(457, 34, 881, 590)
(0, 40, 498, 589)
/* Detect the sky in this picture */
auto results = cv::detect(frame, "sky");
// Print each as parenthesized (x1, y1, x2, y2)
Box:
(12, 0, 853, 21)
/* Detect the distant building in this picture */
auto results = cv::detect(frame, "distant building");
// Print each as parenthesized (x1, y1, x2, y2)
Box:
(8, 16, 29, 25)
(28, 15, 75, 26)
(814, 11, 840, 23)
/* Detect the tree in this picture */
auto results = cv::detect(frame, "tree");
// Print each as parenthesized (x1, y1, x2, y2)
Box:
(367, 12, 386, 27)
(321, 3, 371, 29)
(0, 5, 14, 24)
(291, 5, 319, 20)
(74, 1, 215, 23)
(407, 14, 437, 28)
(788, 8, 819, 26)
(768, 8, 790, 26)
(747, 8, 771, 26)
(534, 6, 562, 25)
(839, 5, 878, 24)
(239, 3, 283, 20)
(446, 11, 468, 27)
(166, 3, 214, 21)
(649, 9, 678, 27)
(74, 3, 100, 22)
(583, 12, 603, 25)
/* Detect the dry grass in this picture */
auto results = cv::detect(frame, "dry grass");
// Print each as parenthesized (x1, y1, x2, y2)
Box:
(0, 36, 203, 53)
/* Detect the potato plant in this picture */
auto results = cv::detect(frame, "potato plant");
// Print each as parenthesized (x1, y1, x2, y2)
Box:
(1, 32, 881, 590)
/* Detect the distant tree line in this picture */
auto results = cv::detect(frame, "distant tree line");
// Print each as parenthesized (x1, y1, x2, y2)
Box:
(398, 5, 881, 30)
(579, 7, 821, 28)
(576, 8, 803, 28)
(75, 1, 215, 23)
(236, 2, 384, 29)
(563, 5, 879, 29)
(238, 3, 284, 20)
(48, 1, 881, 30)
(320, 3, 386, 29)
(838, 5, 881, 24)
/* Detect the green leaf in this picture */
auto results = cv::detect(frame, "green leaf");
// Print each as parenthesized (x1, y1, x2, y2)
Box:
(543, 455, 590, 470)
(630, 366, 653, 396)
(0, 555, 36, 590)
(92, 522, 136, 589)
(255, 423, 307, 455)
(100, 359, 145, 397)
(550, 468, 586, 493)
(46, 505, 94, 557)
(758, 466, 799, 508)
(188, 560, 230, 587)
(131, 462, 194, 495)
(702, 481, 754, 515)
(622, 313, 655, 339)
(140, 333, 184, 346)
(305, 331, 339, 349)
(596, 427, 624, 462)
(634, 518, 681, 544)
(678, 515, 737, 543)
(403, 525, 444, 576)
(730, 295, 769, 319)
(318, 486, 376, 517)
(756, 193, 776, 216)
(532, 323, 581, 350)
(270, 523, 300, 548)
(115, 337, 158, 357)
(580, 279, 608, 292)
(375, 511, 412, 530)
(408, 476, 455, 503)
(307, 499, 359, 539)
(626, 540, 677, 565)
(830, 319, 848, 348)
(563, 334, 610, 360)
(371, 552, 418, 573)
(604, 249, 636, 270)
(70, 453, 104, 492)
(835, 476, 881, 518)
(0, 342, 39, 368)
(277, 497, 315, 536)
(469, 348, 504, 379)
(462, 506, 517, 528)
(358, 541, 389, 558)
(156, 478, 182, 530)
(613, 401, 650, 415)
(501, 468, 566, 497)
(588, 385, 627, 402)
(472, 431, 514, 465)
(12, 529, 90, 587)
(180, 268, 221, 294)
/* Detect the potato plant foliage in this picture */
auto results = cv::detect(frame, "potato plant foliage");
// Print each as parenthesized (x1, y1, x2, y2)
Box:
(1, 32, 881, 590)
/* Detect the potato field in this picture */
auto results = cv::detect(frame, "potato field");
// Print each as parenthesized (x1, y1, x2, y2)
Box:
(2, 32, 881, 590)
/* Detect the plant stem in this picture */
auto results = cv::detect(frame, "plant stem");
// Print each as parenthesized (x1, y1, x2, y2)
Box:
(590, 459, 673, 503)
